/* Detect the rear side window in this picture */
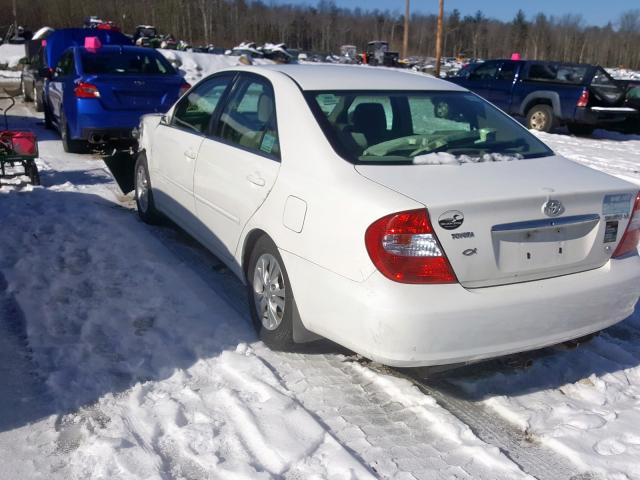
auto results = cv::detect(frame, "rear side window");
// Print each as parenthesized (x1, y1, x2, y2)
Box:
(80, 50, 175, 75)
(172, 75, 232, 134)
(216, 77, 280, 158)
(525, 63, 588, 84)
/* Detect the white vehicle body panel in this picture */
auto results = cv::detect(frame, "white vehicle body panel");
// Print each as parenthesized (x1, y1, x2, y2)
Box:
(140, 65, 640, 367)
(194, 138, 279, 261)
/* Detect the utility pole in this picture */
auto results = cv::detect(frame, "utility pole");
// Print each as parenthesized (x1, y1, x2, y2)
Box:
(434, 0, 444, 77)
(402, 0, 410, 59)
(12, 0, 17, 32)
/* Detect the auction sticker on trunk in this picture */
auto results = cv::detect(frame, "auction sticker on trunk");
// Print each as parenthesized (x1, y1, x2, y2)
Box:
(603, 193, 632, 220)
(604, 221, 619, 243)
(438, 210, 464, 230)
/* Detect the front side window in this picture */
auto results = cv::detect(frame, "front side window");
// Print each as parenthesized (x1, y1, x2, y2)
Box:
(80, 50, 175, 75)
(172, 75, 233, 133)
(497, 61, 518, 81)
(216, 77, 280, 158)
(306, 90, 553, 164)
(56, 51, 74, 76)
(468, 61, 499, 80)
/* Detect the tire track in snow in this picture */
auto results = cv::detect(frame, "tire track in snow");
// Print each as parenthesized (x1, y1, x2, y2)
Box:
(397, 370, 601, 480)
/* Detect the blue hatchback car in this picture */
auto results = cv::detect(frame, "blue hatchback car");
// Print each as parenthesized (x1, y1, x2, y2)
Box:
(44, 43, 188, 152)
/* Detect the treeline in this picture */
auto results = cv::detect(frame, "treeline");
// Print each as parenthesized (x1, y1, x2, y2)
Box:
(2, 0, 640, 68)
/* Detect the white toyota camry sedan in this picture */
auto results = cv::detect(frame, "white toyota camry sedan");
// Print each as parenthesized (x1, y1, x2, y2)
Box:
(135, 64, 640, 367)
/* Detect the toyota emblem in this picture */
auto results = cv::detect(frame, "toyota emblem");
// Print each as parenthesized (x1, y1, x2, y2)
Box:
(543, 199, 565, 217)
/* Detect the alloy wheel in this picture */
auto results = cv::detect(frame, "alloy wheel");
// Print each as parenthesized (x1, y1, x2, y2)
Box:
(136, 164, 149, 213)
(529, 111, 548, 130)
(252, 253, 286, 331)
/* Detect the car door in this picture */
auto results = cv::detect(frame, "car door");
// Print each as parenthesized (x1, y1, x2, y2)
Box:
(151, 73, 236, 223)
(47, 50, 75, 122)
(458, 60, 500, 100)
(193, 73, 281, 260)
(486, 61, 519, 112)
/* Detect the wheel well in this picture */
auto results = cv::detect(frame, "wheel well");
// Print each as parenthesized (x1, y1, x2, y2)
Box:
(525, 99, 552, 115)
(525, 99, 552, 116)
(242, 229, 268, 278)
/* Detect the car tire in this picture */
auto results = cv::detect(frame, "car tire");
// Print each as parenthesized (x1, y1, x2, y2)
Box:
(134, 152, 162, 224)
(247, 235, 296, 350)
(21, 79, 32, 102)
(33, 85, 44, 112)
(43, 101, 54, 129)
(60, 112, 86, 154)
(567, 124, 594, 137)
(526, 104, 555, 132)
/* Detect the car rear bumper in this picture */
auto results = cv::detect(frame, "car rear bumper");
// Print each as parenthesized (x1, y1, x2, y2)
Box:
(574, 106, 639, 129)
(282, 250, 640, 367)
(74, 101, 160, 143)
(80, 127, 136, 145)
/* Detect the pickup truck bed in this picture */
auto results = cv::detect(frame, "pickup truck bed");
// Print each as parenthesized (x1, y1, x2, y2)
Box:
(448, 60, 639, 135)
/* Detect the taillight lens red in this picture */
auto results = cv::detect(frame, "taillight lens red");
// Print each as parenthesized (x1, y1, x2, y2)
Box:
(612, 193, 640, 258)
(365, 209, 457, 284)
(577, 88, 589, 107)
(74, 82, 100, 98)
(179, 82, 191, 96)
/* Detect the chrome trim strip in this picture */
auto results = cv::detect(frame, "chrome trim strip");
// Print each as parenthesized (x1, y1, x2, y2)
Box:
(492, 214, 600, 233)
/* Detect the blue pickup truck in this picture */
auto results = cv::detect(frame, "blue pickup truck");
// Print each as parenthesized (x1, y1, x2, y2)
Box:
(449, 60, 639, 135)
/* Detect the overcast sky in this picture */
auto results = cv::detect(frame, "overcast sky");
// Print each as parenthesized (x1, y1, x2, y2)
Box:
(279, 0, 632, 27)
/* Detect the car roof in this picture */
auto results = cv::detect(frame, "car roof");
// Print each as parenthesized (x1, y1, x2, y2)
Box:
(74, 45, 161, 55)
(251, 64, 467, 92)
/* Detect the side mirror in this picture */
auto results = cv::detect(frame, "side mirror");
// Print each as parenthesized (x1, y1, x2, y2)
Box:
(160, 114, 168, 125)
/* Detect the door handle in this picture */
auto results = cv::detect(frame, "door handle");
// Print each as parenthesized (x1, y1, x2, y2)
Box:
(246, 174, 266, 187)
(184, 149, 197, 160)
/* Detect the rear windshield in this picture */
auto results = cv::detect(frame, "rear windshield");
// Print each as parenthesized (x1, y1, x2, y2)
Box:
(525, 63, 588, 84)
(80, 50, 175, 75)
(305, 90, 553, 164)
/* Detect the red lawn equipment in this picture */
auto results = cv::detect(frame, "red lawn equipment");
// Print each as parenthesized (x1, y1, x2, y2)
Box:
(0, 94, 40, 185)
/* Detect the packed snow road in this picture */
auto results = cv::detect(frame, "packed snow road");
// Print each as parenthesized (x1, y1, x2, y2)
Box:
(0, 102, 639, 479)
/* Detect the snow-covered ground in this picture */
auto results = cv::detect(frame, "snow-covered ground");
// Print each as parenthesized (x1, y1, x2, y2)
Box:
(158, 49, 274, 86)
(1, 76, 640, 478)
(0, 105, 532, 479)
(0, 43, 26, 69)
(607, 68, 640, 81)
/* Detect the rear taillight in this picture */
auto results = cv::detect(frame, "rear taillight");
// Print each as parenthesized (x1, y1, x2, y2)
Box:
(74, 82, 100, 99)
(365, 209, 457, 284)
(179, 82, 191, 96)
(577, 88, 589, 107)
(612, 193, 640, 258)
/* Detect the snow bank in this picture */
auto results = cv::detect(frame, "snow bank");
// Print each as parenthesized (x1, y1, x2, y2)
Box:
(0, 43, 26, 69)
(606, 68, 640, 81)
(413, 151, 523, 165)
(159, 49, 274, 86)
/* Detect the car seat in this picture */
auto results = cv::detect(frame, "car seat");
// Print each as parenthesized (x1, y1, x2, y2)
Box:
(349, 102, 388, 148)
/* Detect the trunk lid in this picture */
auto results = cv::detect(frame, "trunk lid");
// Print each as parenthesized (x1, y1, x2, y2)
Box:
(356, 156, 638, 288)
(85, 74, 182, 112)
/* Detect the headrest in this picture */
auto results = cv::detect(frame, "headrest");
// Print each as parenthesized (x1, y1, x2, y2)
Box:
(352, 103, 386, 130)
(257, 94, 274, 123)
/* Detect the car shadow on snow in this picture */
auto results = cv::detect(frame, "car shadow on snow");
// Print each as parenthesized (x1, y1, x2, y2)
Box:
(0, 186, 261, 432)
(0, 185, 349, 434)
